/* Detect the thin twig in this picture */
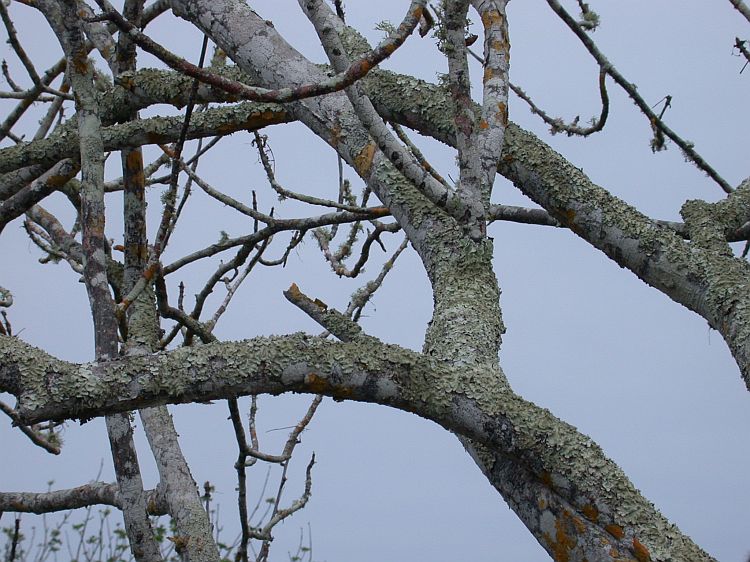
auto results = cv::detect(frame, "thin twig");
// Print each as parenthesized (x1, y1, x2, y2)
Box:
(545, 0, 733, 193)
(93, 0, 427, 104)
(510, 69, 609, 136)
(0, 400, 61, 454)
(0, 2, 72, 99)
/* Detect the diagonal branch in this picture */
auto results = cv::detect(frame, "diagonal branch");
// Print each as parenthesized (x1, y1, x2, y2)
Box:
(0, 400, 61, 454)
(545, 0, 733, 193)
(93, 0, 428, 104)
(729, 0, 750, 23)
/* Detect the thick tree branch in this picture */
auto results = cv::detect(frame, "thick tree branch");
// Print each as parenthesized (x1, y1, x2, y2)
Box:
(0, 332, 714, 560)
(0, 102, 292, 175)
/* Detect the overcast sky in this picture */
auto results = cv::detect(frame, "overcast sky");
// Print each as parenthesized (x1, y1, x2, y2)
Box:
(1, 1, 750, 560)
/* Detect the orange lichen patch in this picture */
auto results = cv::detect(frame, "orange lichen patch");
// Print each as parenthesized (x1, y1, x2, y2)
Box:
(122, 243, 148, 261)
(354, 141, 378, 177)
(47, 174, 74, 188)
(147, 496, 158, 514)
(286, 283, 303, 300)
(481, 9, 503, 29)
(496, 102, 508, 125)
(143, 261, 159, 281)
(573, 516, 586, 533)
(581, 503, 599, 523)
(125, 150, 146, 184)
(71, 53, 89, 75)
(483, 67, 494, 82)
(479, 119, 489, 130)
(168, 535, 190, 551)
(544, 510, 581, 562)
(559, 208, 576, 226)
(305, 373, 353, 400)
(631, 538, 651, 562)
(369, 206, 390, 217)
(356, 60, 374, 74)
(239, 109, 289, 133)
(118, 73, 135, 89)
(330, 123, 342, 148)
(538, 497, 547, 510)
(605, 524, 625, 540)
(492, 39, 508, 52)
(540, 471, 553, 488)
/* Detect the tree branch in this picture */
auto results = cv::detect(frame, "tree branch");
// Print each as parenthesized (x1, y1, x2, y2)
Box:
(0, 483, 166, 516)
(0, 332, 715, 560)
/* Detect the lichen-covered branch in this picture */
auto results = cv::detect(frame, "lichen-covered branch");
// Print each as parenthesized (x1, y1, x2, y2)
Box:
(0, 483, 166, 516)
(360, 63, 750, 390)
(0, 102, 292, 175)
(0, 331, 715, 560)
(36, 2, 162, 559)
(162, 3, 720, 558)
(94, 0, 426, 104)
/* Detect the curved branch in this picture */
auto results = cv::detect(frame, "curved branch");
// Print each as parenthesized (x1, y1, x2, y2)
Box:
(544, 0, 732, 193)
(510, 69, 609, 137)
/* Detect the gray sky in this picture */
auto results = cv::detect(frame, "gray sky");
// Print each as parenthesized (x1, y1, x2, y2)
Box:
(1, 1, 749, 560)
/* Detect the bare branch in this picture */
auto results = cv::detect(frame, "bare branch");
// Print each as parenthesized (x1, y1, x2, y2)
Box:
(0, 57, 66, 143)
(254, 454, 315, 547)
(0, 159, 80, 233)
(729, 0, 750, 23)
(0, 400, 61, 454)
(545, 0, 733, 193)
(510, 69, 609, 137)
(346, 237, 409, 322)
(254, 132, 377, 213)
(0, 483, 166, 516)
(314, 220, 401, 278)
(92, 0, 428, 104)
(390, 121, 452, 189)
(284, 283, 369, 343)
(0, 2, 71, 99)
(154, 33, 209, 259)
